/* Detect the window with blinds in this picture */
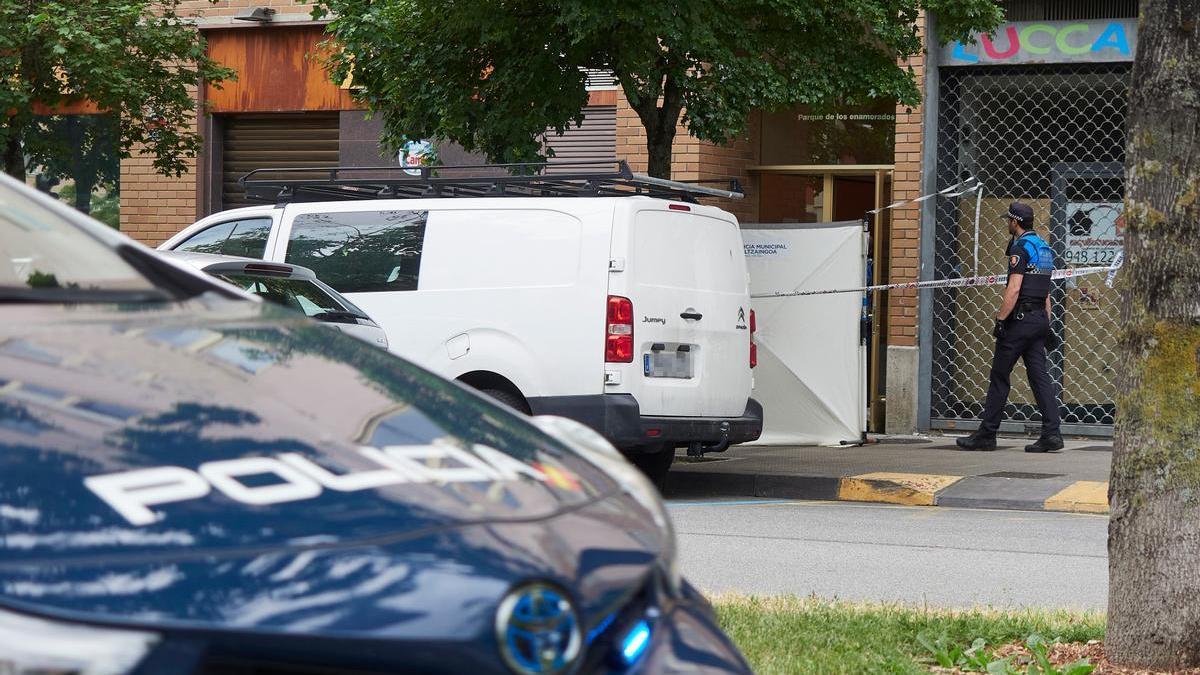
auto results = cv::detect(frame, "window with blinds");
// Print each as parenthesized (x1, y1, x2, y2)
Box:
(221, 114, 340, 208)
(544, 106, 617, 173)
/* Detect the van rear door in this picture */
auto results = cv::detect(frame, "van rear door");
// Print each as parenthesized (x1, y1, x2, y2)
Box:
(609, 203, 752, 418)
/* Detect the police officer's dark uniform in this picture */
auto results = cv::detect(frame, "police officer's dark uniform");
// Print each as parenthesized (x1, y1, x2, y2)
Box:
(957, 202, 1064, 453)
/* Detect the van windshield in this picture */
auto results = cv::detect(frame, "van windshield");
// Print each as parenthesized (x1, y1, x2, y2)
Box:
(0, 181, 163, 303)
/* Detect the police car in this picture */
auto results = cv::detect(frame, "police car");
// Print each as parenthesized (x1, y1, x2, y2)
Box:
(0, 173, 750, 673)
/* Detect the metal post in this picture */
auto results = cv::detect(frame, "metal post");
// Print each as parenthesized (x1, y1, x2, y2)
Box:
(973, 184, 984, 277)
(916, 11, 941, 433)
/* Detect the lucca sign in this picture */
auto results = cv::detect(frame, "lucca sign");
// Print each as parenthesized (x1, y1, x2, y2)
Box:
(942, 19, 1137, 66)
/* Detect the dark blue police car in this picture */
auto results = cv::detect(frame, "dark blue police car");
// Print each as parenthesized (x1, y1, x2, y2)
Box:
(0, 174, 750, 674)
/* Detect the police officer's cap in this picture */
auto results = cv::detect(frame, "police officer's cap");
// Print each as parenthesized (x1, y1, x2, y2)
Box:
(1005, 202, 1034, 225)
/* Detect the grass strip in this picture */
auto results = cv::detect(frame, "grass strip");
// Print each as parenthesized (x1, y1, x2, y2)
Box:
(712, 595, 1105, 674)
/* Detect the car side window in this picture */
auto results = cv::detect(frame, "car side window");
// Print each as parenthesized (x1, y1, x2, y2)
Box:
(174, 217, 273, 258)
(284, 210, 428, 293)
(222, 218, 273, 258)
(173, 221, 236, 254)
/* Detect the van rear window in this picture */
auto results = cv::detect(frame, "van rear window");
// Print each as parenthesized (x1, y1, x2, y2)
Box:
(285, 210, 428, 293)
(633, 211, 747, 294)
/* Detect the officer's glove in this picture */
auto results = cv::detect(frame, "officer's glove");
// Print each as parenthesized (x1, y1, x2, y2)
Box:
(993, 318, 1006, 339)
(1045, 330, 1062, 350)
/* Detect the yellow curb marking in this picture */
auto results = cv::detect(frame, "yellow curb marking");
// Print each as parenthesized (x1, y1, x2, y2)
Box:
(838, 472, 965, 507)
(1044, 480, 1109, 514)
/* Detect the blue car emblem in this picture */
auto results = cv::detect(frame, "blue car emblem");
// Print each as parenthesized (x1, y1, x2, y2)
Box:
(495, 582, 582, 674)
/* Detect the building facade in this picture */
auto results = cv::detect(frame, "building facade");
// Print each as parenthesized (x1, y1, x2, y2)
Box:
(107, 0, 1134, 436)
(910, 1, 1136, 437)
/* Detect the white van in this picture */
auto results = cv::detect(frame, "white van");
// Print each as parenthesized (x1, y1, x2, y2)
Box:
(159, 164, 762, 482)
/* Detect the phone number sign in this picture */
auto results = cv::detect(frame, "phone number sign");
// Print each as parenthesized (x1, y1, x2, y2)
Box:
(1064, 201, 1124, 267)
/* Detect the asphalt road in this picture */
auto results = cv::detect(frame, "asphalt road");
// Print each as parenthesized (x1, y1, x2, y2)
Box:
(669, 499, 1108, 610)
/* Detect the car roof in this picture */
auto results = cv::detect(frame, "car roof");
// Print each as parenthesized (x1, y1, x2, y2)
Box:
(159, 250, 318, 280)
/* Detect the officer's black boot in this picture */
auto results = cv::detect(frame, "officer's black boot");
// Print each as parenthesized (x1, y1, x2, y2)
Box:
(956, 433, 997, 451)
(1024, 434, 1064, 453)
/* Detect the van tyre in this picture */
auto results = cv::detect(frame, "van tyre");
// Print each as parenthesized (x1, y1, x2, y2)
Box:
(480, 388, 531, 415)
(629, 444, 675, 491)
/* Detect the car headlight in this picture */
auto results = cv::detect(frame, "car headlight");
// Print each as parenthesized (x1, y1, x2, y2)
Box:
(0, 606, 160, 675)
(530, 416, 681, 596)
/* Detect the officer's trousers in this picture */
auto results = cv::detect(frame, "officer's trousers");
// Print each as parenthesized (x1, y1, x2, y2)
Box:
(978, 308, 1061, 437)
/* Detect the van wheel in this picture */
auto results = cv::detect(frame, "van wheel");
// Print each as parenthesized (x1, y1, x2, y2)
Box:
(480, 388, 531, 415)
(629, 444, 675, 491)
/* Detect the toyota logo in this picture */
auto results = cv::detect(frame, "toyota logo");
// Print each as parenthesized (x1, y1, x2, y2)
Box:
(495, 582, 581, 674)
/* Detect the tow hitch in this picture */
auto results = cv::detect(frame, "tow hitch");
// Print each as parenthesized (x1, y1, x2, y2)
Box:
(686, 422, 731, 457)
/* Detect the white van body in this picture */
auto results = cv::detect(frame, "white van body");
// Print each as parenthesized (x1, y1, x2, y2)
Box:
(159, 196, 762, 456)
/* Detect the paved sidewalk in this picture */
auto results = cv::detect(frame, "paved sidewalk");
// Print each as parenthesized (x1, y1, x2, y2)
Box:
(664, 435, 1112, 514)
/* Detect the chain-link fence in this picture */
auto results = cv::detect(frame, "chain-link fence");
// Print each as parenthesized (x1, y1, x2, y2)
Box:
(928, 63, 1130, 436)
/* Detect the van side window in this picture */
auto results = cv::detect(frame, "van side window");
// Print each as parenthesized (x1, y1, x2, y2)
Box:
(174, 218, 273, 258)
(285, 210, 428, 293)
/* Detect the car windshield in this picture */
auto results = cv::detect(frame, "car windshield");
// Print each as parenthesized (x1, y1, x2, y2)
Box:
(217, 273, 365, 320)
(0, 181, 161, 301)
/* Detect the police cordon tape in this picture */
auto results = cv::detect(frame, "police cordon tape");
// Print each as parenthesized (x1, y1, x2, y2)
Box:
(866, 176, 980, 214)
(751, 264, 1119, 299)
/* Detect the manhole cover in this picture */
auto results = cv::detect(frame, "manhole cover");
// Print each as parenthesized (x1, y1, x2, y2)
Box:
(980, 471, 1065, 479)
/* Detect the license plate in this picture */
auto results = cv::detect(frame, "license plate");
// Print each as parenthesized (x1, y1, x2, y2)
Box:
(644, 350, 693, 379)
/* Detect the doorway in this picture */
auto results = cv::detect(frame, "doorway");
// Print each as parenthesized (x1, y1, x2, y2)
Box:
(753, 167, 894, 431)
(833, 175, 877, 221)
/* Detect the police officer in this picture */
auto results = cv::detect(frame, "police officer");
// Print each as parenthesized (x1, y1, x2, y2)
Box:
(957, 202, 1064, 453)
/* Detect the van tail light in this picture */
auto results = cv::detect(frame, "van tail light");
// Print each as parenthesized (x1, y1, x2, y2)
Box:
(749, 308, 758, 369)
(606, 295, 634, 363)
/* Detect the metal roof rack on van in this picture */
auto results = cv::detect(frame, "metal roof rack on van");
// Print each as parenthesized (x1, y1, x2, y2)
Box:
(238, 160, 743, 205)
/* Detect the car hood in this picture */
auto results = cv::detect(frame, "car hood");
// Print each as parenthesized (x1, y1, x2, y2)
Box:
(0, 496, 665, 669)
(0, 298, 618, 572)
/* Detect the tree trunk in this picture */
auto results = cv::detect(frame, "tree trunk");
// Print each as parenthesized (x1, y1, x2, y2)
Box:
(1107, 0, 1200, 669)
(620, 71, 684, 179)
(645, 123, 678, 180)
(68, 117, 93, 214)
(3, 129, 25, 181)
(74, 176, 94, 214)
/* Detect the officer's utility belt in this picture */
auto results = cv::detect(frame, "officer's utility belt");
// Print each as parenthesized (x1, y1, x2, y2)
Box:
(1013, 298, 1045, 320)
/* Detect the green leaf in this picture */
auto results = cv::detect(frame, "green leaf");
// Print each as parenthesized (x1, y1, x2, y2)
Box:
(986, 658, 1018, 675)
(1061, 662, 1095, 675)
(916, 633, 938, 654)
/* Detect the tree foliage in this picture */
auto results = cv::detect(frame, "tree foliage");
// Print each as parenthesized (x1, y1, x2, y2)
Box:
(314, 0, 1002, 177)
(0, 0, 234, 181)
(27, 114, 120, 216)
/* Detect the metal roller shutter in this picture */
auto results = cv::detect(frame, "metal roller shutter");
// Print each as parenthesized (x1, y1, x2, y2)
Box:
(544, 105, 617, 172)
(222, 114, 340, 207)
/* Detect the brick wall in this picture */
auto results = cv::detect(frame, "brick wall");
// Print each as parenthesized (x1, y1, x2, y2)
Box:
(118, 94, 201, 245)
(886, 23, 928, 348)
(615, 90, 758, 224)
